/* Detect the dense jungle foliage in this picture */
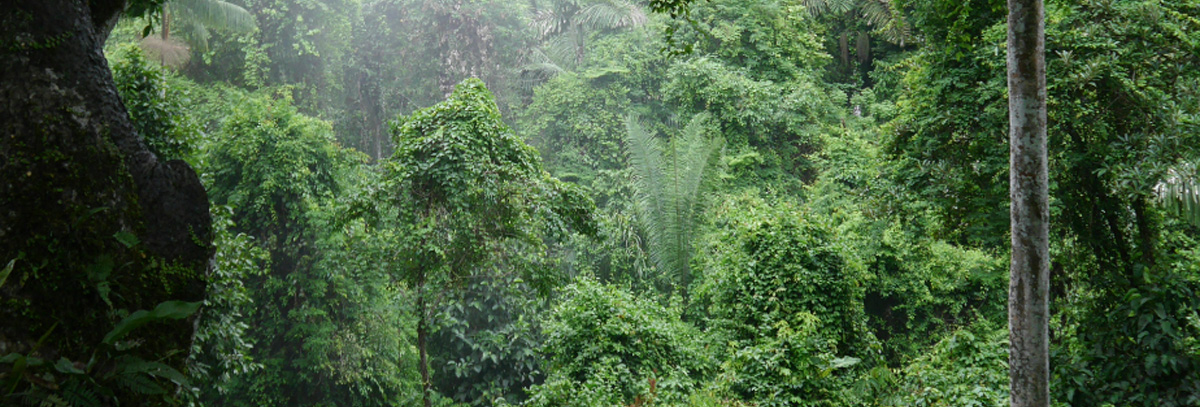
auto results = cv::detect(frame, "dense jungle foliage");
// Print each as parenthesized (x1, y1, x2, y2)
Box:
(3, 0, 1200, 406)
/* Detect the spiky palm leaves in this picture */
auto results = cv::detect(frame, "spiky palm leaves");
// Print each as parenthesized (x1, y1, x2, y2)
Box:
(533, 0, 647, 37)
(1157, 160, 1200, 226)
(170, 0, 256, 50)
(625, 114, 722, 292)
(141, 0, 255, 67)
(803, 0, 911, 69)
(520, 0, 646, 88)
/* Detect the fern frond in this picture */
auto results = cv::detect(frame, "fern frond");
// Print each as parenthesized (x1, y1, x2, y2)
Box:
(59, 380, 101, 407)
(115, 373, 166, 396)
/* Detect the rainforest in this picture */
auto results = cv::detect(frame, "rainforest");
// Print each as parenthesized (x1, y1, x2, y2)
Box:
(1, 0, 1198, 406)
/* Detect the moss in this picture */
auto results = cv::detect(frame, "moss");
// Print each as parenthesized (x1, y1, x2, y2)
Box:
(2, 98, 200, 371)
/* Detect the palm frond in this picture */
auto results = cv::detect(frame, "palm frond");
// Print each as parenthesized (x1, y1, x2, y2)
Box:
(174, 0, 256, 34)
(577, 0, 647, 32)
(531, 6, 572, 38)
(516, 48, 568, 93)
(803, 0, 856, 16)
(1157, 160, 1200, 226)
(177, 19, 212, 51)
(545, 30, 585, 67)
(861, 0, 912, 46)
(676, 113, 722, 224)
(625, 115, 672, 279)
(625, 113, 722, 291)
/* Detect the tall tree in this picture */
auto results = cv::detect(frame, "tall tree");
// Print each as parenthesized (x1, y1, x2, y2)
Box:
(522, 0, 647, 81)
(369, 78, 592, 407)
(1006, 0, 1049, 404)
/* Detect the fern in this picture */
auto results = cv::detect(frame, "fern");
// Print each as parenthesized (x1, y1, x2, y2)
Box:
(37, 395, 69, 407)
(115, 373, 167, 396)
(625, 114, 722, 292)
(59, 380, 101, 407)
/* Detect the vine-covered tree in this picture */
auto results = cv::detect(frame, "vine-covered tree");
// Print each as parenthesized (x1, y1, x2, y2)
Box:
(367, 78, 593, 407)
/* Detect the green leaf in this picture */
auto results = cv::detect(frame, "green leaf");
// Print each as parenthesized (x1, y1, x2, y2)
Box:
(830, 356, 862, 369)
(114, 230, 140, 248)
(114, 355, 190, 384)
(118, 373, 166, 395)
(54, 357, 85, 375)
(0, 258, 13, 289)
(103, 301, 202, 344)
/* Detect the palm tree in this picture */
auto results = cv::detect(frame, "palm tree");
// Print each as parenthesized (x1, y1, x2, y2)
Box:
(520, 0, 646, 88)
(624, 113, 722, 293)
(802, 0, 911, 73)
(141, 0, 256, 67)
(1157, 160, 1200, 226)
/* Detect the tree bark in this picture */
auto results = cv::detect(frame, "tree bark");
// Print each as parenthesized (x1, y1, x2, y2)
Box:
(1, 0, 212, 369)
(1007, 0, 1050, 404)
(417, 272, 432, 407)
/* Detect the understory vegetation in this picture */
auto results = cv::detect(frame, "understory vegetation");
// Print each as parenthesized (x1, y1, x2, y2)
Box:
(4, 0, 1199, 406)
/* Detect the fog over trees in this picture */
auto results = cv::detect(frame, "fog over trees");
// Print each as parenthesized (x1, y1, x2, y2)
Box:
(2, 0, 1199, 406)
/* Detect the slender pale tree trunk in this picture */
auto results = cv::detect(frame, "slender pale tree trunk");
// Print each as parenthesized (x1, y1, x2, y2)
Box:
(417, 271, 432, 407)
(1007, 0, 1050, 404)
(162, 3, 171, 41)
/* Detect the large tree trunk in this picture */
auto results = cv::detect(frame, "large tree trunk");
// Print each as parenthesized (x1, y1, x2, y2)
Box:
(0, 0, 212, 383)
(1006, 0, 1050, 404)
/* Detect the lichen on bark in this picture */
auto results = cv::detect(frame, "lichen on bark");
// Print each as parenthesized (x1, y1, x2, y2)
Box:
(0, 0, 214, 398)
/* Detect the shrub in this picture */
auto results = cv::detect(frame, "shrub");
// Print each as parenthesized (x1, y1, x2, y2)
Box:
(527, 279, 714, 407)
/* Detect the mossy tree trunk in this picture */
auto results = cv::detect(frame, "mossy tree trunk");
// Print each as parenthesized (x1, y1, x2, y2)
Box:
(1006, 0, 1050, 404)
(0, 0, 212, 376)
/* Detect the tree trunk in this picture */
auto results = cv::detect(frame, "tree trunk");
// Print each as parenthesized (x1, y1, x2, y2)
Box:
(162, 3, 170, 41)
(1, 0, 212, 376)
(1006, 0, 1050, 404)
(417, 273, 432, 407)
(1132, 197, 1155, 269)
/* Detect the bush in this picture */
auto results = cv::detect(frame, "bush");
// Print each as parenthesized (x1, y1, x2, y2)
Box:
(695, 193, 869, 355)
(874, 322, 1009, 407)
(527, 279, 714, 407)
(109, 43, 201, 163)
(692, 193, 871, 406)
